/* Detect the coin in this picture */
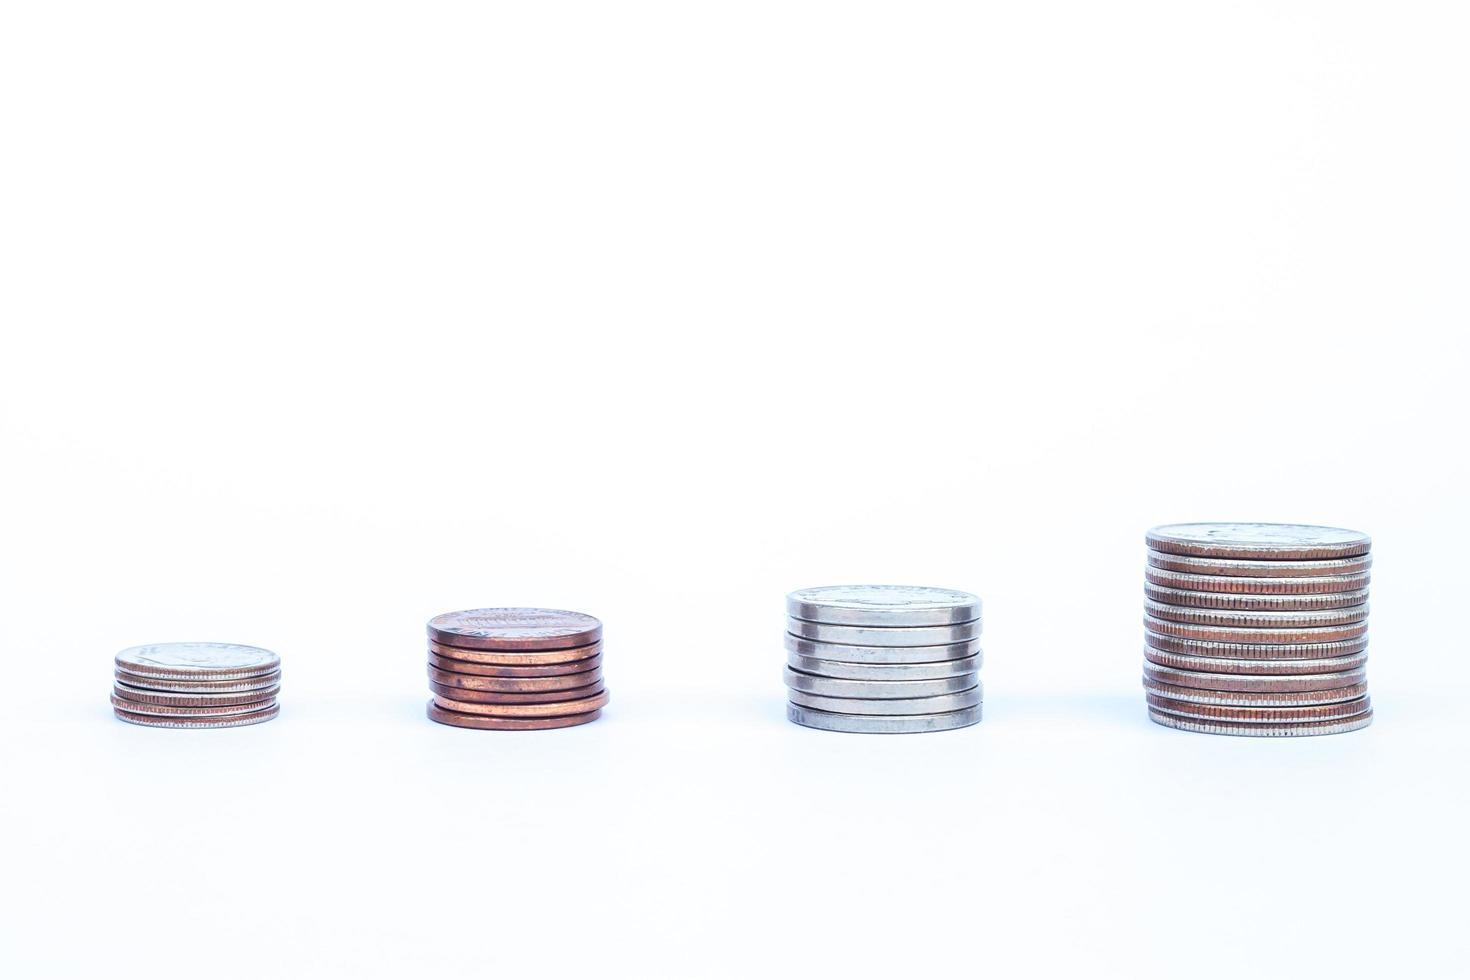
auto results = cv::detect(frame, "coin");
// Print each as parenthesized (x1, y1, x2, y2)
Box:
(426, 652, 602, 677)
(1142, 661, 1367, 693)
(1142, 645, 1368, 675)
(114, 703, 280, 729)
(112, 682, 282, 707)
(786, 702, 981, 734)
(782, 666, 976, 699)
(786, 585, 981, 627)
(1145, 566, 1371, 595)
(113, 669, 282, 694)
(783, 633, 980, 665)
(428, 680, 604, 704)
(426, 665, 602, 693)
(1146, 523, 1371, 560)
(427, 638, 602, 666)
(1140, 631, 1368, 660)
(1144, 583, 1370, 611)
(115, 642, 281, 680)
(788, 685, 981, 716)
(1147, 707, 1373, 737)
(1142, 676, 1369, 707)
(1146, 550, 1372, 577)
(1146, 693, 1371, 723)
(432, 690, 610, 717)
(787, 619, 981, 648)
(1143, 599, 1368, 628)
(785, 651, 982, 681)
(1144, 614, 1368, 644)
(427, 702, 602, 730)
(427, 608, 602, 651)
(109, 693, 275, 717)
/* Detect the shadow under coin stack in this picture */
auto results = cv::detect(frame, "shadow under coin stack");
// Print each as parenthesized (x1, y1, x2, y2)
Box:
(426, 608, 608, 730)
(1142, 523, 1373, 736)
(111, 642, 282, 729)
(784, 585, 983, 734)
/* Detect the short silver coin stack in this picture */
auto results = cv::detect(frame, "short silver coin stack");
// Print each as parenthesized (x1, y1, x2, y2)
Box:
(784, 585, 983, 733)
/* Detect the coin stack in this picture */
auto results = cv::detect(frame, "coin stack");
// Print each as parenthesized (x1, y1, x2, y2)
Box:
(784, 585, 983, 734)
(426, 608, 608, 730)
(1142, 523, 1373, 736)
(111, 642, 282, 729)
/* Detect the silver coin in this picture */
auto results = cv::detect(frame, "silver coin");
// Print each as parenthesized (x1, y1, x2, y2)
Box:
(114, 669, 282, 694)
(783, 665, 976, 698)
(109, 693, 276, 717)
(1143, 614, 1368, 644)
(113, 703, 281, 729)
(786, 651, 982, 680)
(783, 633, 980, 665)
(1146, 523, 1371, 560)
(1146, 550, 1372, 578)
(1146, 693, 1371, 723)
(113, 681, 282, 706)
(1141, 677, 1369, 707)
(1143, 645, 1368, 675)
(1144, 599, 1368, 628)
(1141, 628, 1369, 659)
(1144, 583, 1370, 612)
(1145, 566, 1371, 595)
(789, 685, 981, 716)
(1142, 661, 1367, 692)
(115, 642, 280, 680)
(1148, 707, 1373, 737)
(787, 619, 981, 647)
(786, 585, 980, 627)
(786, 701, 981, 734)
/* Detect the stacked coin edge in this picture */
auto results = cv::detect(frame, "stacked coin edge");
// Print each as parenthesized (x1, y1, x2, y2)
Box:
(112, 642, 282, 729)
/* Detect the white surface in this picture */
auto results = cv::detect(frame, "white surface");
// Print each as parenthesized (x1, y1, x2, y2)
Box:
(2, 2, 1468, 978)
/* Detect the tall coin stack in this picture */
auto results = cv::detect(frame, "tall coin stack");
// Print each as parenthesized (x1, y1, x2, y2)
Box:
(426, 608, 608, 730)
(111, 642, 282, 729)
(784, 586, 983, 734)
(1142, 523, 1373, 736)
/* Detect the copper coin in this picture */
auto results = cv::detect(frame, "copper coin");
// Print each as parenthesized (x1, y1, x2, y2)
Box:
(110, 693, 276, 716)
(1143, 645, 1368, 675)
(114, 703, 280, 729)
(1144, 614, 1368, 645)
(428, 680, 604, 704)
(114, 642, 281, 680)
(426, 701, 602, 730)
(426, 608, 602, 651)
(427, 652, 602, 677)
(1142, 661, 1366, 693)
(426, 638, 602, 666)
(1146, 550, 1372, 578)
(1144, 599, 1368, 628)
(1145, 523, 1371, 561)
(426, 665, 601, 692)
(432, 689, 610, 717)
(1146, 692, 1371, 724)
(1144, 583, 1370, 611)
(1142, 676, 1369, 707)
(1140, 631, 1368, 661)
(114, 668, 282, 693)
(1145, 566, 1371, 595)
(1148, 707, 1373, 737)
(113, 682, 282, 707)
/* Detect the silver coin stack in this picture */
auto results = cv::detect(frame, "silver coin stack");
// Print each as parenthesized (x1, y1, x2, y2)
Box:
(1142, 523, 1373, 737)
(111, 642, 282, 729)
(784, 585, 983, 733)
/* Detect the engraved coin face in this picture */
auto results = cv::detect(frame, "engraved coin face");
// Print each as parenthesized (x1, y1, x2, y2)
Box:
(1147, 523, 1371, 560)
(786, 585, 981, 627)
(427, 609, 602, 650)
(115, 642, 280, 679)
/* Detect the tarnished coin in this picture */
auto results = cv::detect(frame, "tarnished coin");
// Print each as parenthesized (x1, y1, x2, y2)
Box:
(783, 633, 980, 665)
(1145, 566, 1371, 595)
(114, 703, 280, 729)
(113, 682, 281, 707)
(1146, 523, 1371, 560)
(427, 652, 601, 678)
(1146, 693, 1371, 724)
(786, 585, 981, 627)
(1144, 599, 1368, 628)
(1144, 614, 1368, 644)
(427, 665, 601, 693)
(1144, 583, 1370, 611)
(427, 608, 601, 651)
(783, 666, 976, 698)
(786, 651, 982, 681)
(786, 702, 981, 734)
(1140, 631, 1368, 660)
(1142, 661, 1366, 693)
(433, 689, 610, 717)
(114, 669, 282, 694)
(428, 680, 603, 704)
(788, 685, 981, 716)
(115, 642, 281, 680)
(428, 702, 602, 730)
(110, 693, 276, 717)
(427, 638, 601, 666)
(1148, 707, 1373, 737)
(1143, 645, 1368, 675)
(1146, 550, 1372, 578)
(787, 619, 981, 648)
(1142, 676, 1369, 707)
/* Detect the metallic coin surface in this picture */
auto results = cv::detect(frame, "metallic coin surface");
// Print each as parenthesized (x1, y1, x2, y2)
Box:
(783, 666, 976, 698)
(427, 701, 602, 730)
(1146, 693, 1371, 723)
(113, 682, 282, 707)
(783, 633, 980, 665)
(114, 669, 282, 694)
(786, 701, 981, 734)
(115, 642, 281, 680)
(1142, 676, 1369, 707)
(1144, 599, 1368, 628)
(427, 638, 602, 666)
(427, 665, 601, 693)
(785, 651, 982, 681)
(1145, 566, 1371, 595)
(1144, 614, 1368, 645)
(1148, 707, 1373, 737)
(1143, 645, 1368, 675)
(1144, 583, 1370, 611)
(1146, 550, 1372, 578)
(786, 585, 981, 627)
(1146, 523, 1371, 560)
(427, 608, 601, 651)
(788, 685, 982, 716)
(109, 693, 275, 717)
(787, 619, 981, 648)
(114, 703, 280, 729)
(427, 681, 604, 704)
(1142, 661, 1367, 693)
(427, 652, 602, 677)
(1140, 631, 1368, 660)
(432, 689, 610, 717)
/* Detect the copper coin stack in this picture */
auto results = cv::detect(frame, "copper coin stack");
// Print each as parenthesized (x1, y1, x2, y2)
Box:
(425, 608, 608, 730)
(112, 642, 282, 729)
(1142, 523, 1373, 736)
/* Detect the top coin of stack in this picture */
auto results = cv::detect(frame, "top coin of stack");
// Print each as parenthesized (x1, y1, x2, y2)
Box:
(425, 608, 608, 730)
(1141, 523, 1373, 737)
(784, 585, 984, 734)
(112, 642, 282, 728)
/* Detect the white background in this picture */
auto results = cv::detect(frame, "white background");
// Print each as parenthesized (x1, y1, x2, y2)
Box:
(2, 2, 1467, 977)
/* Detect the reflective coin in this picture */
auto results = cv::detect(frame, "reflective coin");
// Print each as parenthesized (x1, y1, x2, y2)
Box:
(787, 619, 981, 648)
(1143, 645, 1368, 675)
(785, 651, 982, 681)
(427, 665, 601, 693)
(1140, 631, 1368, 660)
(786, 702, 981, 733)
(1142, 661, 1366, 693)
(1148, 707, 1373, 737)
(1144, 583, 1370, 611)
(1146, 523, 1371, 560)
(427, 702, 602, 730)
(427, 608, 601, 651)
(115, 642, 280, 680)
(113, 682, 281, 707)
(783, 666, 976, 698)
(788, 685, 981, 716)
(114, 669, 282, 693)
(426, 652, 601, 677)
(1144, 614, 1368, 644)
(786, 585, 980, 627)
(1146, 550, 1372, 578)
(427, 638, 602, 666)
(114, 703, 280, 729)
(109, 693, 275, 717)
(428, 680, 603, 704)
(783, 633, 980, 665)
(1144, 599, 1368, 628)
(1146, 693, 1371, 724)
(1145, 566, 1371, 595)
(432, 690, 610, 717)
(1142, 676, 1369, 707)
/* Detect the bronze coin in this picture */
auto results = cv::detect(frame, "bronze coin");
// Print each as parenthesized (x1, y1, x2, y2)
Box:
(1144, 614, 1368, 645)
(426, 638, 602, 666)
(427, 680, 604, 704)
(1146, 550, 1372, 578)
(113, 682, 282, 707)
(1142, 661, 1366, 693)
(1146, 693, 1371, 724)
(114, 703, 280, 729)
(1144, 582, 1370, 611)
(1142, 676, 1369, 707)
(1140, 631, 1368, 661)
(426, 665, 601, 692)
(110, 693, 276, 717)
(114, 669, 282, 693)
(432, 689, 610, 717)
(426, 701, 602, 730)
(1143, 645, 1368, 676)
(1145, 566, 1371, 595)
(427, 652, 602, 677)
(1144, 599, 1368, 628)
(426, 608, 602, 651)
